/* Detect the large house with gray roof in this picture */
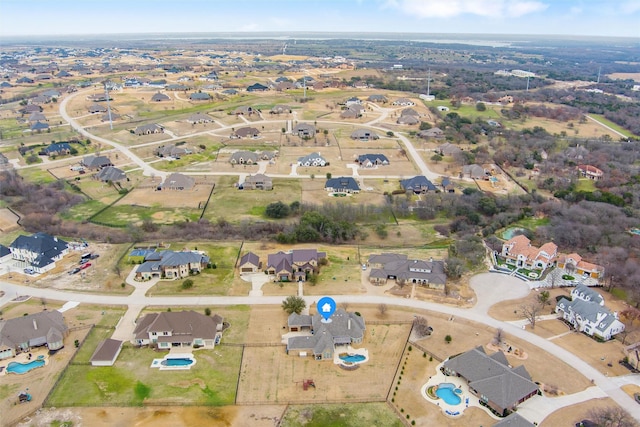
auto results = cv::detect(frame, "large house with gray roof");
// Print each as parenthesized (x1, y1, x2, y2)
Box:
(135, 250, 210, 280)
(556, 286, 625, 341)
(367, 253, 446, 290)
(95, 166, 126, 183)
(132, 310, 223, 349)
(298, 152, 327, 167)
(82, 154, 113, 170)
(400, 176, 437, 194)
(292, 123, 316, 138)
(443, 346, 538, 416)
(325, 177, 360, 194)
(134, 123, 164, 136)
(357, 154, 389, 168)
(286, 309, 365, 360)
(9, 232, 68, 273)
(266, 249, 326, 282)
(350, 128, 379, 141)
(160, 173, 195, 191)
(0, 311, 68, 359)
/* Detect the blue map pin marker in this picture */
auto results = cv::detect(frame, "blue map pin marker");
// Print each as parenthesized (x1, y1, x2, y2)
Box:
(317, 296, 336, 323)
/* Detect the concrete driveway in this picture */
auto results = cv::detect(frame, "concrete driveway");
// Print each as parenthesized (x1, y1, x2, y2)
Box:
(469, 272, 530, 315)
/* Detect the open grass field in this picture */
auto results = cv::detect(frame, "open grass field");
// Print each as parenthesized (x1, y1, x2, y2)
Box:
(203, 176, 301, 222)
(0, 207, 20, 232)
(47, 345, 242, 407)
(118, 180, 214, 209)
(280, 403, 403, 427)
(236, 323, 411, 404)
(589, 114, 637, 138)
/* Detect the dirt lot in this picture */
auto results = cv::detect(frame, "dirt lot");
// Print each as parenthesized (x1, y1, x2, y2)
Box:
(0, 208, 19, 232)
(116, 180, 214, 209)
(540, 398, 619, 427)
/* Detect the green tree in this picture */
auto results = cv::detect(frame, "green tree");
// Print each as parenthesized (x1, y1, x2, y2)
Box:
(419, 121, 432, 131)
(430, 153, 443, 163)
(326, 172, 332, 180)
(265, 201, 290, 218)
(537, 290, 551, 306)
(181, 279, 194, 290)
(475, 102, 486, 112)
(445, 335, 452, 344)
(204, 307, 212, 316)
(282, 295, 306, 315)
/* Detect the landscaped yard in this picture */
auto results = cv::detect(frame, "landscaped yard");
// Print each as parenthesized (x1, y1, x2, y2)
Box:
(280, 403, 404, 427)
(47, 345, 242, 407)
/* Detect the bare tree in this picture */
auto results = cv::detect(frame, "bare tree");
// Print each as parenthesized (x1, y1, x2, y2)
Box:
(378, 303, 388, 317)
(588, 406, 638, 427)
(493, 328, 504, 346)
(413, 316, 431, 338)
(341, 301, 350, 311)
(520, 299, 544, 329)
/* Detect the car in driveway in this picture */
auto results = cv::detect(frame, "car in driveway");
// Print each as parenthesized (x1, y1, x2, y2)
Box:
(80, 262, 91, 270)
(23, 268, 35, 275)
(69, 267, 81, 275)
(89, 254, 100, 260)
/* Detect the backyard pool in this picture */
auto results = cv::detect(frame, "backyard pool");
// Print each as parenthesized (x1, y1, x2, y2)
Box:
(436, 383, 462, 405)
(339, 354, 366, 363)
(161, 357, 194, 367)
(502, 227, 527, 240)
(7, 359, 45, 374)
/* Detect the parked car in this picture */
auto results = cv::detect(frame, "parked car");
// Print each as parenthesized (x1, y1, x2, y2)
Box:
(79, 258, 90, 265)
(69, 267, 81, 275)
(23, 268, 35, 274)
(362, 264, 367, 270)
(80, 262, 91, 270)
(89, 254, 100, 260)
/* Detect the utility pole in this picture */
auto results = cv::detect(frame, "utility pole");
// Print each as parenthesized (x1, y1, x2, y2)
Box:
(104, 82, 113, 130)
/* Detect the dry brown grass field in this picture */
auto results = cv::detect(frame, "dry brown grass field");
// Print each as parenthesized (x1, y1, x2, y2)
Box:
(0, 208, 20, 232)
(115, 180, 215, 209)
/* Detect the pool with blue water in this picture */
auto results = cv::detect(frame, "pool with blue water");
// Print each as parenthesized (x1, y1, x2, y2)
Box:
(161, 357, 194, 367)
(7, 359, 45, 374)
(339, 354, 366, 363)
(436, 383, 462, 405)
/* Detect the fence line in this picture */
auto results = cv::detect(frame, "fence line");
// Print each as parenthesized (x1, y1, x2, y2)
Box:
(386, 401, 412, 427)
(408, 340, 444, 362)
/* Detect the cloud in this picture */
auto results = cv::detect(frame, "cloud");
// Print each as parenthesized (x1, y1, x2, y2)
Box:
(621, 0, 640, 14)
(386, 0, 548, 18)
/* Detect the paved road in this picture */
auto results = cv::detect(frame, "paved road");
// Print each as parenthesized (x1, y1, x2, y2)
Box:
(1, 276, 638, 423)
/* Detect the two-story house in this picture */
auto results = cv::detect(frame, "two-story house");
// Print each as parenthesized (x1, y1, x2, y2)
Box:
(132, 311, 223, 349)
(9, 233, 68, 273)
(501, 235, 557, 270)
(556, 286, 625, 340)
(265, 249, 327, 282)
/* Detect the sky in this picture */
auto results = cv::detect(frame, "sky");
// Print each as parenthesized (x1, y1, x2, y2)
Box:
(1, 0, 639, 38)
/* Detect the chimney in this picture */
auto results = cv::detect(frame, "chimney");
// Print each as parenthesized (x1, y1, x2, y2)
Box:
(33, 319, 38, 330)
(348, 319, 351, 330)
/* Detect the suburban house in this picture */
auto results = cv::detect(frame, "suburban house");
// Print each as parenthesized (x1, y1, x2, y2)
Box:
(30, 121, 49, 132)
(0, 311, 68, 359)
(437, 142, 462, 157)
(443, 346, 539, 416)
(95, 166, 126, 183)
(231, 127, 260, 139)
(392, 98, 415, 106)
(29, 112, 47, 123)
(88, 103, 107, 114)
(367, 94, 388, 103)
(247, 83, 268, 92)
(135, 250, 210, 280)
(357, 154, 389, 168)
(160, 173, 195, 191)
(292, 123, 316, 138)
(557, 253, 605, 279)
(494, 413, 535, 427)
(233, 106, 255, 115)
(238, 252, 261, 273)
(265, 249, 327, 282)
(187, 113, 213, 124)
(151, 92, 171, 102)
(90, 338, 123, 366)
(43, 142, 72, 157)
(350, 129, 379, 141)
(189, 92, 211, 101)
(577, 164, 604, 180)
(367, 253, 446, 290)
(418, 127, 445, 140)
(286, 309, 365, 360)
(241, 174, 273, 190)
(500, 235, 558, 271)
(340, 106, 363, 119)
(397, 114, 419, 125)
(9, 232, 69, 273)
(556, 289, 625, 341)
(400, 176, 437, 193)
(298, 152, 327, 167)
(135, 123, 164, 136)
(441, 177, 456, 193)
(325, 177, 360, 194)
(132, 311, 223, 349)
(229, 150, 276, 164)
(156, 144, 191, 158)
(82, 155, 113, 170)
(462, 164, 488, 179)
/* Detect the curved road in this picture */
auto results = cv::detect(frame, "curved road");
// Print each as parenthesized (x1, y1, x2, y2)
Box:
(0, 275, 638, 424)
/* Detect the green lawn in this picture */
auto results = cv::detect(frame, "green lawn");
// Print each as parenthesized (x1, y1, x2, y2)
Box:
(47, 345, 242, 407)
(18, 167, 58, 184)
(60, 200, 107, 221)
(73, 327, 115, 364)
(203, 177, 301, 222)
(589, 114, 637, 138)
(90, 204, 201, 227)
(281, 403, 403, 427)
(574, 178, 597, 192)
(426, 100, 502, 120)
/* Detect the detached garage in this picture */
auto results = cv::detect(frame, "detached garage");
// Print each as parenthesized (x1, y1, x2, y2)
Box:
(90, 338, 123, 366)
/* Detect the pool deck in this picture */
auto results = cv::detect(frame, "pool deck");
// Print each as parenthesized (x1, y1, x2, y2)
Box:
(333, 346, 369, 366)
(150, 352, 196, 371)
(421, 362, 500, 420)
(0, 348, 49, 376)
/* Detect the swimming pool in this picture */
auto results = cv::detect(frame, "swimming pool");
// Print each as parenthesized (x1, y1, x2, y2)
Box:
(339, 354, 366, 363)
(161, 357, 194, 367)
(502, 227, 527, 240)
(436, 383, 462, 405)
(7, 359, 45, 374)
